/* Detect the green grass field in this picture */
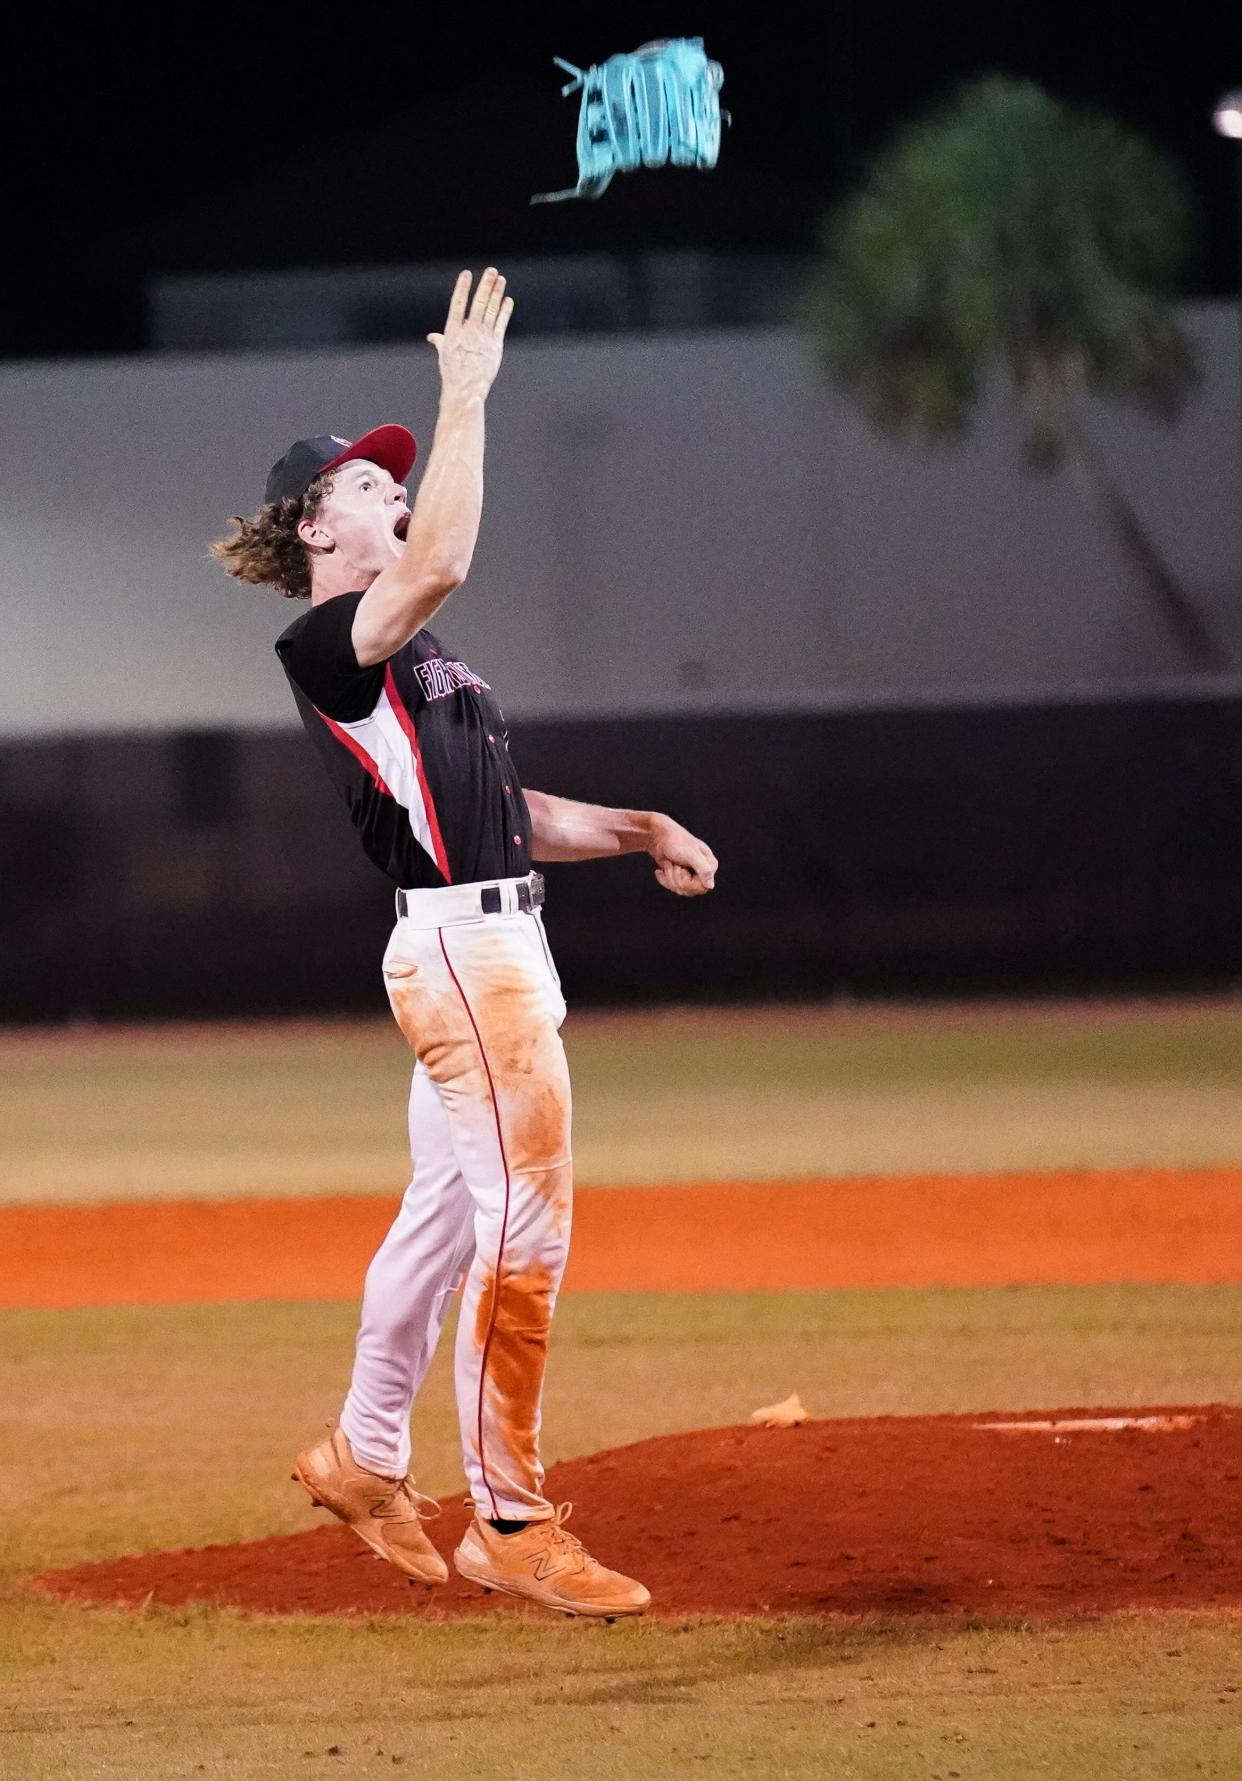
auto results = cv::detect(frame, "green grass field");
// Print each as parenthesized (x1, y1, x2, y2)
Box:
(4, 1003, 1242, 1777)
(8, 1602, 1242, 1780)
(5, 998, 1242, 1204)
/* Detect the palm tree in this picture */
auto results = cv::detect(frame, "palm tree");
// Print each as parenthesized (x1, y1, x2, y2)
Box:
(807, 77, 1222, 667)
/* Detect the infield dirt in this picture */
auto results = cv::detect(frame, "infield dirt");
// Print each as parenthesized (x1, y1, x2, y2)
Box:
(4, 1165, 1242, 1308)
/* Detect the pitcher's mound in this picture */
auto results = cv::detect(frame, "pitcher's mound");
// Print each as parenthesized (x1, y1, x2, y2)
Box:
(33, 1408, 1242, 1621)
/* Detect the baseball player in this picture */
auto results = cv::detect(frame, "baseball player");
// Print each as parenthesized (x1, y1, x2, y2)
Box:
(211, 268, 717, 1619)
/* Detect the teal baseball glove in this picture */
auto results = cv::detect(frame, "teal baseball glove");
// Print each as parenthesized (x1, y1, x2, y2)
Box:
(532, 37, 729, 204)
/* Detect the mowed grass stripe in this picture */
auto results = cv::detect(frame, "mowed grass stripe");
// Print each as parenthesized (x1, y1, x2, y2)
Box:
(5, 1000, 1242, 1208)
(6, 1606, 1242, 1781)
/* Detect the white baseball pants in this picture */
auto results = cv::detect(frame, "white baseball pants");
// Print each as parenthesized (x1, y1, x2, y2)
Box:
(338, 876, 571, 1522)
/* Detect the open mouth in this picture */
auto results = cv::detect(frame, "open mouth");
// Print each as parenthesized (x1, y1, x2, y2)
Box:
(392, 513, 410, 542)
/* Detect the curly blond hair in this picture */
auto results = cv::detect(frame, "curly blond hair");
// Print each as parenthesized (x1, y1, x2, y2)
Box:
(209, 470, 336, 600)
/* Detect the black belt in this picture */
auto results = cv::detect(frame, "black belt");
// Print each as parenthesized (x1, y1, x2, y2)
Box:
(481, 873, 544, 915)
(396, 874, 544, 920)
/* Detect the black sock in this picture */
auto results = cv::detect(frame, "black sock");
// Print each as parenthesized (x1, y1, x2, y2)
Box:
(488, 1517, 530, 1536)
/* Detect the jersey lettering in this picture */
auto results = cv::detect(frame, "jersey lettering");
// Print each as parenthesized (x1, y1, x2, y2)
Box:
(414, 658, 492, 701)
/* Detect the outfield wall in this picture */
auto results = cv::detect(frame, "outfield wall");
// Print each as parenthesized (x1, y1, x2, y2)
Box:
(4, 696, 1242, 1019)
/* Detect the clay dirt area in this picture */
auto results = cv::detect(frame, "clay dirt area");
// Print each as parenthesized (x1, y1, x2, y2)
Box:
(34, 1407, 1242, 1624)
(4, 1166, 1242, 1308)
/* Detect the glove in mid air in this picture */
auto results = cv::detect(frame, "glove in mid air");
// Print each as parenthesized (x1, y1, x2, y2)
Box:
(532, 37, 729, 204)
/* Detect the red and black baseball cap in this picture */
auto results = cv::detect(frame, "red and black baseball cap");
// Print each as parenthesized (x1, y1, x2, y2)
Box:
(263, 424, 417, 507)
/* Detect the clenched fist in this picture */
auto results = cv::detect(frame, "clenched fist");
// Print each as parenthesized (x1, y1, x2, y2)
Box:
(648, 815, 718, 897)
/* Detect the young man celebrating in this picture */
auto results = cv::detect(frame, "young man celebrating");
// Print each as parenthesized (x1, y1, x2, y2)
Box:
(211, 268, 717, 1619)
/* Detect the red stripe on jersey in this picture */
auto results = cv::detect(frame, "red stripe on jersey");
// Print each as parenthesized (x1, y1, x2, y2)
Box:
(315, 709, 394, 797)
(383, 665, 452, 884)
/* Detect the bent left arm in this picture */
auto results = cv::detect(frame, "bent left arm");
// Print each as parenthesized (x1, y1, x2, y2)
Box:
(525, 790, 718, 897)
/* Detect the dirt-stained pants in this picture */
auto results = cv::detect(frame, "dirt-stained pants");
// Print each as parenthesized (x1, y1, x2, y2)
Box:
(339, 876, 571, 1522)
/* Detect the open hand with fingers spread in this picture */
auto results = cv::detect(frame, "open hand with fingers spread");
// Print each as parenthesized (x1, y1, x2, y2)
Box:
(647, 814, 718, 897)
(427, 268, 514, 401)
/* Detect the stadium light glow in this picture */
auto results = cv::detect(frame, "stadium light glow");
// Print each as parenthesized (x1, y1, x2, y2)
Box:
(1213, 91, 1242, 140)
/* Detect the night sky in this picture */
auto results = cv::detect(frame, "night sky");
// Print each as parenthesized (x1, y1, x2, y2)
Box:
(9, 3, 1237, 360)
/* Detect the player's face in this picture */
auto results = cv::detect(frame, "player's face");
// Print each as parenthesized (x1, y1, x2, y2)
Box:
(311, 460, 411, 575)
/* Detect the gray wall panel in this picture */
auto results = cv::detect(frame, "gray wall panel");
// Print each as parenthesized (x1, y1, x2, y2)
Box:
(1, 305, 1238, 737)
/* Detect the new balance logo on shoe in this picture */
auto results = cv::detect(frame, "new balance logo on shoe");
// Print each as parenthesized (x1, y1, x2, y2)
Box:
(291, 1427, 448, 1586)
(452, 1502, 650, 1619)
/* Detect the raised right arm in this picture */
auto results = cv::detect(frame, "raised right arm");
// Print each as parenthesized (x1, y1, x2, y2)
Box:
(351, 267, 514, 668)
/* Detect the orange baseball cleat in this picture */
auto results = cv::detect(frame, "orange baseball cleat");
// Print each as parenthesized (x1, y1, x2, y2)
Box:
(292, 1428, 448, 1585)
(453, 1502, 650, 1619)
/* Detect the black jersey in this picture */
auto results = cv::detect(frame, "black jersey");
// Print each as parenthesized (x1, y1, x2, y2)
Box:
(275, 589, 532, 888)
